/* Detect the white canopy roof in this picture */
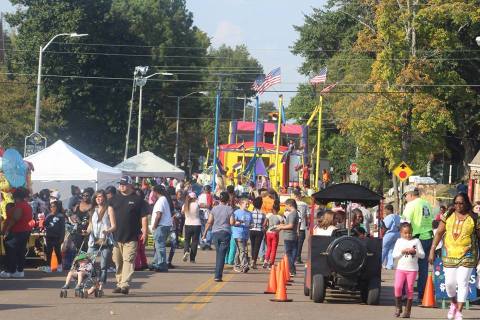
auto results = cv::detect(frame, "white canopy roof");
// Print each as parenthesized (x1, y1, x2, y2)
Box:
(116, 151, 184, 179)
(24, 140, 122, 199)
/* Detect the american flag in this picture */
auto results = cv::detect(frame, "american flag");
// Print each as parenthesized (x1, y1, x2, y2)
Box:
(320, 82, 338, 94)
(310, 67, 327, 84)
(252, 67, 281, 94)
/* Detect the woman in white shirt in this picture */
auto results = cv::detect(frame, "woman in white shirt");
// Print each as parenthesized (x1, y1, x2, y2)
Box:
(182, 192, 202, 263)
(313, 210, 337, 236)
(87, 190, 116, 292)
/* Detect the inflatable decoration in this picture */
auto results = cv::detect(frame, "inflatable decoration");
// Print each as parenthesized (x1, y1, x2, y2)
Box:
(0, 173, 10, 192)
(0, 191, 13, 219)
(3, 149, 27, 188)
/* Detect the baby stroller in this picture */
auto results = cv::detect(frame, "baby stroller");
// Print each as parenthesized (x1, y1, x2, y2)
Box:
(59, 247, 103, 299)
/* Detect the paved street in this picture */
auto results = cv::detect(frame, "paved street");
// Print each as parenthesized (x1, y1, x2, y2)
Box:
(1, 243, 479, 320)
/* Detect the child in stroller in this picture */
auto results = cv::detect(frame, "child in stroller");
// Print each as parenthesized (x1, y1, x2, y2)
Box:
(60, 251, 102, 298)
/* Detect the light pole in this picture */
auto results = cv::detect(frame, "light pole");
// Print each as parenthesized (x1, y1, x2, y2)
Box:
(175, 91, 208, 167)
(211, 77, 224, 191)
(34, 32, 88, 133)
(135, 67, 173, 155)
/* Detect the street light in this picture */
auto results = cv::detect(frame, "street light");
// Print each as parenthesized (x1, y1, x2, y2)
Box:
(174, 91, 208, 167)
(34, 33, 88, 133)
(135, 67, 173, 154)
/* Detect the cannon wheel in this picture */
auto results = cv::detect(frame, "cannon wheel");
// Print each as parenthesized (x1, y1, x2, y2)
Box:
(312, 274, 326, 303)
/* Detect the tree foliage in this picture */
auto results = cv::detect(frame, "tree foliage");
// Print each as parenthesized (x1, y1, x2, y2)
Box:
(290, 0, 480, 189)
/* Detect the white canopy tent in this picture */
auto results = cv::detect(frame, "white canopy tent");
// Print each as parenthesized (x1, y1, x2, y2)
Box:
(116, 151, 184, 179)
(25, 140, 122, 201)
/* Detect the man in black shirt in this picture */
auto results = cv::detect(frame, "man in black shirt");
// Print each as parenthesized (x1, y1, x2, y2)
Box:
(109, 176, 147, 294)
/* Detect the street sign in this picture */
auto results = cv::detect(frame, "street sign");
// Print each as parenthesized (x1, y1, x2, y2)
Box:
(24, 132, 47, 158)
(350, 163, 358, 174)
(393, 161, 413, 182)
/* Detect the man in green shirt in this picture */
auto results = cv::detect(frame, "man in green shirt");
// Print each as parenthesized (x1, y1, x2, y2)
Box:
(401, 185, 433, 303)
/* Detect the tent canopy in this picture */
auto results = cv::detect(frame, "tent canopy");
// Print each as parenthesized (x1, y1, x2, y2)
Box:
(115, 151, 184, 179)
(24, 140, 122, 200)
(312, 183, 384, 207)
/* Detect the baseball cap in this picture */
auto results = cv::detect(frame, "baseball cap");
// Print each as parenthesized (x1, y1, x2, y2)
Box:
(119, 175, 133, 185)
(50, 190, 61, 200)
(402, 185, 418, 197)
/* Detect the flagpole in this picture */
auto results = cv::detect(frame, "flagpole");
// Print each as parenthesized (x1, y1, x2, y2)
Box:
(241, 140, 246, 172)
(315, 95, 323, 190)
(211, 78, 222, 191)
(274, 94, 283, 191)
(252, 95, 260, 183)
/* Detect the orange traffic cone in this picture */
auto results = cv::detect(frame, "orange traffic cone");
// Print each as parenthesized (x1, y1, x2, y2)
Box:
(51, 250, 58, 272)
(283, 255, 292, 282)
(270, 260, 292, 302)
(276, 261, 283, 286)
(421, 273, 436, 308)
(264, 265, 277, 294)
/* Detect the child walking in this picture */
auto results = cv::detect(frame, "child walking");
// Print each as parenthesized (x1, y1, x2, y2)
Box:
(392, 222, 425, 318)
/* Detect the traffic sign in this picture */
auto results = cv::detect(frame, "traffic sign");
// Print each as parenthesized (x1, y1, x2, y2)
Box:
(393, 161, 413, 182)
(24, 132, 47, 157)
(350, 163, 358, 174)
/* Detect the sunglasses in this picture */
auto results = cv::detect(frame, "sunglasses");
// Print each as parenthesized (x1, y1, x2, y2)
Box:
(82, 194, 90, 197)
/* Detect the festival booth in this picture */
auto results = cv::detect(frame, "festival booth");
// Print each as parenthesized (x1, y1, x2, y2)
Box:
(115, 151, 184, 179)
(25, 140, 122, 201)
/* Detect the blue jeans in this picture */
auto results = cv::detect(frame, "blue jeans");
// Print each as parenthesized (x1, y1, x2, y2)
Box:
(284, 239, 298, 275)
(88, 245, 112, 284)
(153, 226, 170, 270)
(382, 232, 399, 269)
(200, 220, 212, 247)
(418, 238, 432, 300)
(258, 237, 266, 261)
(212, 231, 231, 280)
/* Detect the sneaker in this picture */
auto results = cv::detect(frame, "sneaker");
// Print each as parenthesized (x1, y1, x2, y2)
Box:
(447, 303, 457, 320)
(214, 278, 223, 282)
(121, 287, 129, 295)
(168, 263, 175, 269)
(262, 261, 268, 269)
(242, 267, 249, 273)
(38, 266, 51, 273)
(182, 252, 189, 262)
(61, 284, 69, 290)
(454, 311, 463, 320)
(112, 287, 122, 294)
(11, 271, 24, 278)
(57, 266, 63, 272)
(0, 271, 11, 278)
(189, 260, 196, 263)
(233, 267, 242, 273)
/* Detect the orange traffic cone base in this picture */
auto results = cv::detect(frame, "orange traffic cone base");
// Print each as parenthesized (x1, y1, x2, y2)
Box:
(270, 298, 293, 302)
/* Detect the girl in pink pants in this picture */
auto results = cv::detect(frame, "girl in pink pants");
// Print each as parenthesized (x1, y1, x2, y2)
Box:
(392, 223, 425, 318)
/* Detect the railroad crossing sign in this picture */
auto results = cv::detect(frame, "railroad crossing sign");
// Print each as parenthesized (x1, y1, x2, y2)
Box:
(349, 163, 358, 174)
(393, 161, 413, 182)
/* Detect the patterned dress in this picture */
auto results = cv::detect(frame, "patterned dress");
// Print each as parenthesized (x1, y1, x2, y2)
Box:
(441, 212, 480, 268)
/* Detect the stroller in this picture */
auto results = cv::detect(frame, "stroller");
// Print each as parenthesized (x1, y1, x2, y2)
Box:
(59, 244, 104, 299)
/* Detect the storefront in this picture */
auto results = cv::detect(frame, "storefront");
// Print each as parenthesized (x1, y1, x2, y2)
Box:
(468, 150, 480, 203)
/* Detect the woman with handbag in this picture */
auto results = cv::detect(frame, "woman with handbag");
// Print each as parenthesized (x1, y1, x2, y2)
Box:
(87, 190, 116, 291)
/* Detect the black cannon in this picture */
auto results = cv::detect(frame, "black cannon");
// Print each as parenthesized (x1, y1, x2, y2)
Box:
(304, 183, 384, 305)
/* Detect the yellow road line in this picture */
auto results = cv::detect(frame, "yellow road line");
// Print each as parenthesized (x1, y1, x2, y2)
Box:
(192, 274, 234, 310)
(174, 277, 215, 311)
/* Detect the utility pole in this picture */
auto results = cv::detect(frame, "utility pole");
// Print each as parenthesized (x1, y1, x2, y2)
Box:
(0, 13, 4, 64)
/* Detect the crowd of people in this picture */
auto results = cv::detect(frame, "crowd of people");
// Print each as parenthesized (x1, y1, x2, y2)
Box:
(0, 175, 312, 292)
(2, 174, 480, 320)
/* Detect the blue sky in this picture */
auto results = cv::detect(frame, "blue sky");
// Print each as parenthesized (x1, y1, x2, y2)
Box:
(0, 0, 327, 105)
